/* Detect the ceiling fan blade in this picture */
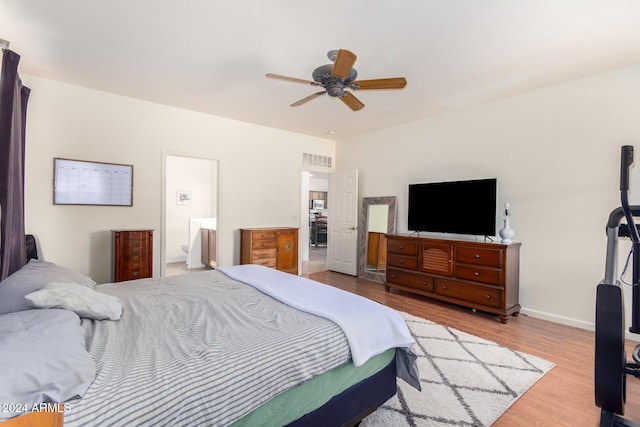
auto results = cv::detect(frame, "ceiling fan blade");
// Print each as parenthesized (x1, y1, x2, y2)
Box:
(266, 73, 318, 86)
(332, 49, 357, 80)
(340, 92, 365, 111)
(290, 91, 326, 107)
(351, 77, 407, 90)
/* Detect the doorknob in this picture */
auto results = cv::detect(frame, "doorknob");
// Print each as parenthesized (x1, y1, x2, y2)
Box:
(350, 227, 357, 230)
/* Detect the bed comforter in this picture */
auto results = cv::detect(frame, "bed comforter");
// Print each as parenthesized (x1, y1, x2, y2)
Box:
(64, 266, 417, 426)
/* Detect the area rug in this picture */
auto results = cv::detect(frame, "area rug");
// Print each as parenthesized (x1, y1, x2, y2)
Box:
(362, 312, 555, 427)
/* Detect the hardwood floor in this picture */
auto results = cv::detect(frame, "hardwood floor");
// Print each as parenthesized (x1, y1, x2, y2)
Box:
(305, 270, 640, 427)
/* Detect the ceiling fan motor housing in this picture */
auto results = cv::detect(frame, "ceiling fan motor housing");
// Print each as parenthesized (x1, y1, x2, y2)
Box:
(312, 64, 358, 97)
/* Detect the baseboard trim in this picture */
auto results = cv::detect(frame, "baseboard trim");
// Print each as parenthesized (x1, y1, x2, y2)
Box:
(520, 307, 594, 331)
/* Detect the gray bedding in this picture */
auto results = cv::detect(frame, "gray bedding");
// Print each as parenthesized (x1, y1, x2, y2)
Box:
(64, 270, 351, 426)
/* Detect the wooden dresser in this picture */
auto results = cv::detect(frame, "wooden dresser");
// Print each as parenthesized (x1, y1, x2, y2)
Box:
(240, 227, 298, 275)
(112, 229, 153, 282)
(385, 234, 521, 323)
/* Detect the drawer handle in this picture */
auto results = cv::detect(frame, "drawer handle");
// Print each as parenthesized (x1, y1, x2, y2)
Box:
(485, 295, 491, 300)
(474, 271, 480, 276)
(442, 285, 448, 290)
(132, 263, 139, 268)
(475, 254, 480, 258)
(132, 256, 139, 261)
(131, 271, 139, 277)
(391, 274, 397, 279)
(400, 259, 405, 264)
(400, 245, 404, 249)
(422, 281, 427, 285)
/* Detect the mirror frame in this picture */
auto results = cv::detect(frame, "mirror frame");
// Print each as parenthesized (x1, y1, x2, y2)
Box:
(358, 196, 397, 283)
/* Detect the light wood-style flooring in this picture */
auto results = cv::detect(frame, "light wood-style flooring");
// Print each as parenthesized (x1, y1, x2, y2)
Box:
(304, 270, 640, 427)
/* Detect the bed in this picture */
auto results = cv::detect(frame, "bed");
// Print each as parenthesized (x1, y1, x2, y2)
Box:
(0, 257, 419, 426)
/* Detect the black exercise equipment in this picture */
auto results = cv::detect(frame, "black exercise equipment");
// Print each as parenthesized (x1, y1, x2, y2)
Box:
(595, 145, 640, 426)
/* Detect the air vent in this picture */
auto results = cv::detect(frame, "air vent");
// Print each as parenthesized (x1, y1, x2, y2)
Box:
(302, 153, 332, 169)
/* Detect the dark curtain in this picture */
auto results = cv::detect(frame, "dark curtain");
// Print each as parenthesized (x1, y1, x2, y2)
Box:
(0, 49, 30, 280)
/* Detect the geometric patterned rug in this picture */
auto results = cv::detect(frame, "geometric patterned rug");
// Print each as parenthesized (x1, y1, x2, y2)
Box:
(362, 312, 555, 427)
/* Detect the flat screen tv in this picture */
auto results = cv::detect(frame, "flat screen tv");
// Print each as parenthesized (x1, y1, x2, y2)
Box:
(408, 178, 497, 236)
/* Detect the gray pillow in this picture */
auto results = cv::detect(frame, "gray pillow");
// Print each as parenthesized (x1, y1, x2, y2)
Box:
(25, 282, 123, 320)
(0, 260, 96, 315)
(0, 309, 96, 420)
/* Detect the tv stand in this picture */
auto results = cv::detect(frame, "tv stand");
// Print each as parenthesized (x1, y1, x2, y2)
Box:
(385, 234, 521, 323)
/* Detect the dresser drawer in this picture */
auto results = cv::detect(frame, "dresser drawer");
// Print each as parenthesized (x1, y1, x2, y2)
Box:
(435, 279, 502, 309)
(120, 264, 150, 280)
(119, 231, 147, 241)
(387, 239, 418, 256)
(456, 264, 503, 286)
(456, 246, 503, 268)
(121, 251, 149, 263)
(387, 253, 418, 270)
(122, 239, 149, 250)
(252, 257, 276, 268)
(252, 230, 277, 240)
(252, 239, 277, 250)
(252, 248, 277, 260)
(387, 268, 434, 292)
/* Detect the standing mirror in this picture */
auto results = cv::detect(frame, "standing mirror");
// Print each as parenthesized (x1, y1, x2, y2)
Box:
(358, 196, 397, 283)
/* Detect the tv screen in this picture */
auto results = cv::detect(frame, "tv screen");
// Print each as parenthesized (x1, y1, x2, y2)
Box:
(408, 178, 497, 236)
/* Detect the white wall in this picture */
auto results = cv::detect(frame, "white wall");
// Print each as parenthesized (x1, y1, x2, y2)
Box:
(337, 64, 640, 329)
(22, 75, 334, 283)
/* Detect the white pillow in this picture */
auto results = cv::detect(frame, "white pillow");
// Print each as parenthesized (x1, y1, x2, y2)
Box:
(25, 282, 123, 321)
(0, 309, 96, 420)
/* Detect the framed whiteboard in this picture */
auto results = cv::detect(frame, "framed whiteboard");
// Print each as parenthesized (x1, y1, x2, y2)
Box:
(53, 158, 133, 206)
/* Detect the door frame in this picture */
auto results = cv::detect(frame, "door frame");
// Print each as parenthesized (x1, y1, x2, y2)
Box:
(161, 150, 222, 277)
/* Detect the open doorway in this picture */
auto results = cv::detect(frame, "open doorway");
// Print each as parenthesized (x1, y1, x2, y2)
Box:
(301, 171, 329, 274)
(163, 154, 219, 277)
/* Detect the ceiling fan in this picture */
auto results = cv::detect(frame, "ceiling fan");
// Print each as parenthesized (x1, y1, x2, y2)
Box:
(266, 49, 407, 111)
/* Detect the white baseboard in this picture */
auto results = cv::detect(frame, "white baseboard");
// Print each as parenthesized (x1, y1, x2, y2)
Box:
(520, 307, 594, 331)
(522, 307, 640, 343)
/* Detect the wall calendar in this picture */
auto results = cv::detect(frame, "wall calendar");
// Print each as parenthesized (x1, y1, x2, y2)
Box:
(53, 158, 133, 206)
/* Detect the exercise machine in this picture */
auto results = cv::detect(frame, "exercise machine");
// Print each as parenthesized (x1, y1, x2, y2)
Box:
(596, 145, 640, 426)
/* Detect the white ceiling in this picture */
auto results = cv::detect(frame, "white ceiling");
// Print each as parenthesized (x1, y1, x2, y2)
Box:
(2, 1, 640, 140)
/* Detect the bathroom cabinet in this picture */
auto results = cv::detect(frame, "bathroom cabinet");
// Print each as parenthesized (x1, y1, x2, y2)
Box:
(201, 228, 217, 268)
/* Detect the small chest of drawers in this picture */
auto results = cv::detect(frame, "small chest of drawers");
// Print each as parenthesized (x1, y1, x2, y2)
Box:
(240, 227, 298, 275)
(112, 229, 153, 282)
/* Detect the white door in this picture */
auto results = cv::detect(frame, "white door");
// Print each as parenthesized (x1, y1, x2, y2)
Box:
(328, 170, 359, 275)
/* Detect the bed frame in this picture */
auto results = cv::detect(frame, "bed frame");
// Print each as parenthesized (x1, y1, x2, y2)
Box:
(288, 355, 398, 426)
